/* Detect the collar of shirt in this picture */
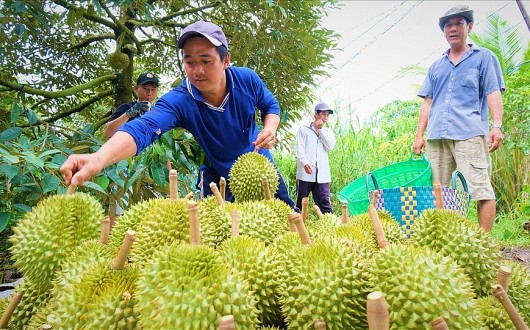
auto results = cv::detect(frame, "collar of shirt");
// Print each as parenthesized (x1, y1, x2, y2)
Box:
(185, 67, 234, 112)
(442, 43, 478, 64)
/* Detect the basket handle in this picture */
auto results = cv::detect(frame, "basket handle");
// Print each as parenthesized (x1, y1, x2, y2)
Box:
(451, 170, 469, 193)
(366, 172, 380, 191)
(410, 152, 427, 161)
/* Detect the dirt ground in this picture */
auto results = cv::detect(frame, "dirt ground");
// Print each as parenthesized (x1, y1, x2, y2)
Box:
(501, 245, 530, 271)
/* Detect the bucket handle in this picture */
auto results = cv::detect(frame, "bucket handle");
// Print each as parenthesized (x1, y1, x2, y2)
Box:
(451, 170, 469, 193)
(365, 171, 380, 191)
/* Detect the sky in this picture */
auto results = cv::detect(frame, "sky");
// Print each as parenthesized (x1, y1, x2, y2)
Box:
(316, 0, 530, 127)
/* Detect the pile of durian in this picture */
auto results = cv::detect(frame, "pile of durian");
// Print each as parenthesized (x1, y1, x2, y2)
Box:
(1, 152, 529, 330)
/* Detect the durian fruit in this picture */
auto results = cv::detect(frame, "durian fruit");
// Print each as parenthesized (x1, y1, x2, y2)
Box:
(476, 296, 515, 330)
(502, 261, 530, 324)
(220, 235, 284, 326)
(108, 198, 191, 264)
(3, 279, 53, 329)
(305, 212, 341, 240)
(348, 210, 408, 247)
(368, 244, 479, 329)
(278, 235, 371, 329)
(198, 196, 233, 249)
(410, 209, 502, 297)
(331, 223, 379, 262)
(228, 152, 279, 202)
(107, 51, 130, 70)
(9, 193, 103, 284)
(135, 201, 260, 329)
(135, 242, 259, 329)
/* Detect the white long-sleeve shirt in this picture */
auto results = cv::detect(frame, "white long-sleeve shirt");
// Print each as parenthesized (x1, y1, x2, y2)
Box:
(295, 122, 336, 183)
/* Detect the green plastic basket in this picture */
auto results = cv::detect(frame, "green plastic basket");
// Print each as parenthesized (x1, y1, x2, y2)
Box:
(337, 153, 432, 215)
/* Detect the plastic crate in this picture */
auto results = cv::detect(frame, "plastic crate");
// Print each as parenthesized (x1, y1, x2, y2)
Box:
(337, 153, 432, 215)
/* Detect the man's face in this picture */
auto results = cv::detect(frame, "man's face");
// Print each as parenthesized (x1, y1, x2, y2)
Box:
(182, 37, 230, 95)
(315, 110, 331, 123)
(135, 83, 158, 103)
(443, 17, 473, 47)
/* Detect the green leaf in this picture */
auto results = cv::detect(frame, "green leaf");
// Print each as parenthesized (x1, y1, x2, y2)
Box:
(0, 147, 19, 163)
(44, 162, 60, 169)
(106, 170, 125, 188)
(97, 176, 110, 190)
(42, 173, 61, 194)
(13, 204, 32, 213)
(38, 149, 62, 159)
(27, 109, 38, 125)
(14, 23, 26, 35)
(22, 151, 45, 168)
(11, 103, 22, 122)
(125, 165, 146, 191)
(0, 127, 23, 142)
(0, 164, 20, 180)
(82, 181, 106, 194)
(150, 162, 166, 186)
(51, 153, 68, 165)
(0, 212, 10, 232)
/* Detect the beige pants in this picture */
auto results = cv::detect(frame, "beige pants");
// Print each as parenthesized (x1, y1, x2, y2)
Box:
(427, 136, 495, 201)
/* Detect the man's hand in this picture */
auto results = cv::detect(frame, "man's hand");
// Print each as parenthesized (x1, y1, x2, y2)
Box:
(488, 128, 504, 152)
(314, 119, 324, 130)
(125, 101, 150, 119)
(304, 164, 313, 175)
(412, 136, 425, 155)
(253, 127, 276, 152)
(60, 153, 105, 186)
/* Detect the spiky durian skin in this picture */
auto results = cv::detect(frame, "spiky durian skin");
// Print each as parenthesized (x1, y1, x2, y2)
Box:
(5, 278, 53, 329)
(107, 198, 154, 247)
(348, 210, 408, 246)
(279, 237, 371, 329)
(476, 296, 515, 330)
(503, 261, 530, 324)
(136, 243, 259, 329)
(198, 197, 233, 249)
(9, 193, 103, 284)
(306, 213, 341, 240)
(219, 236, 283, 326)
(109, 198, 191, 264)
(410, 209, 501, 297)
(49, 261, 140, 329)
(108, 51, 130, 70)
(331, 223, 379, 262)
(228, 152, 279, 202)
(369, 244, 479, 329)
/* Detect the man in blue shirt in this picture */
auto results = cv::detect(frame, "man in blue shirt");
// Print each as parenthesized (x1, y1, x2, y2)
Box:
(61, 21, 297, 210)
(412, 5, 505, 232)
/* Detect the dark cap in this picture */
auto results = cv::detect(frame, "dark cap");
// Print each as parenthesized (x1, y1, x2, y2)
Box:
(177, 21, 228, 50)
(136, 72, 159, 86)
(438, 5, 474, 31)
(315, 102, 334, 114)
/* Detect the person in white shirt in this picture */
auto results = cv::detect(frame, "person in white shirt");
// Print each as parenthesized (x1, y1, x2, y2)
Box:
(295, 102, 336, 213)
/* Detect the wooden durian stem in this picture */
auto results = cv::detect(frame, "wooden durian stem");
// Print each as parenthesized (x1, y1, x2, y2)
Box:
(0, 292, 22, 329)
(99, 216, 111, 245)
(341, 203, 348, 224)
(209, 182, 225, 206)
(218, 315, 235, 330)
(370, 190, 379, 207)
(261, 177, 272, 200)
(187, 201, 202, 245)
(66, 184, 76, 195)
(313, 204, 323, 218)
(169, 169, 178, 199)
(219, 177, 226, 200)
(288, 213, 297, 232)
(230, 209, 241, 237)
(434, 181, 444, 209)
(40, 325, 52, 330)
(497, 265, 512, 292)
(185, 191, 195, 200)
(492, 284, 529, 330)
(113, 230, 136, 270)
(301, 197, 309, 222)
(368, 205, 388, 249)
(289, 213, 311, 245)
(314, 319, 327, 329)
(366, 291, 389, 330)
(431, 316, 449, 330)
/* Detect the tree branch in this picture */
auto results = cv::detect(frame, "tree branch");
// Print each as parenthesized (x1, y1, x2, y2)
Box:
(0, 74, 117, 99)
(69, 33, 115, 50)
(97, 0, 143, 55)
(52, 0, 117, 30)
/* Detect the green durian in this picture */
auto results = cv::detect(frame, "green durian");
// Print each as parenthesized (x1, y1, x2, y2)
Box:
(229, 152, 279, 202)
(476, 296, 515, 330)
(503, 261, 530, 324)
(369, 244, 479, 329)
(108, 51, 129, 70)
(9, 193, 103, 284)
(410, 209, 502, 297)
(331, 223, 379, 262)
(278, 236, 371, 329)
(4, 278, 53, 329)
(219, 235, 283, 326)
(349, 209, 408, 246)
(108, 198, 191, 264)
(135, 243, 259, 329)
(305, 212, 341, 239)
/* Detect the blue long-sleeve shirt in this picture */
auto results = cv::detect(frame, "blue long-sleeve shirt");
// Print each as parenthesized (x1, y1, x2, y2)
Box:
(118, 66, 280, 179)
(418, 44, 505, 140)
